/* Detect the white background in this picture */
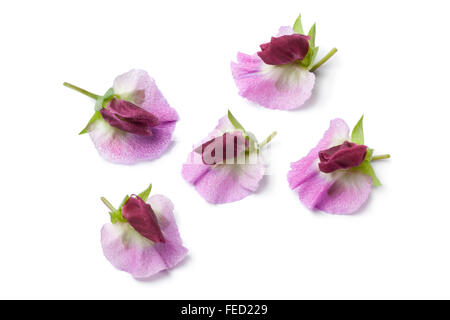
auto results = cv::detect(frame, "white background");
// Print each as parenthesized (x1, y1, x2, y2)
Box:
(0, 0, 449, 299)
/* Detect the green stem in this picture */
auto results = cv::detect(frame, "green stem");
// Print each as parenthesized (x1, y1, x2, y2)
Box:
(259, 131, 277, 148)
(100, 197, 117, 212)
(310, 48, 338, 72)
(371, 154, 390, 161)
(63, 82, 100, 100)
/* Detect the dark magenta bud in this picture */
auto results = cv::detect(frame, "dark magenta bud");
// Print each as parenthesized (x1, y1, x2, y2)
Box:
(195, 131, 249, 165)
(100, 98, 159, 136)
(257, 34, 310, 65)
(121, 196, 165, 243)
(318, 141, 368, 173)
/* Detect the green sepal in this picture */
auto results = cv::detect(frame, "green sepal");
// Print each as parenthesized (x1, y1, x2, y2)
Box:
(228, 110, 245, 132)
(294, 18, 319, 69)
(351, 115, 365, 145)
(308, 23, 316, 48)
(304, 24, 319, 68)
(94, 87, 115, 111)
(109, 209, 127, 224)
(79, 88, 116, 135)
(226, 110, 262, 156)
(354, 148, 381, 186)
(300, 46, 319, 69)
(119, 195, 130, 208)
(94, 96, 104, 111)
(138, 184, 152, 202)
(351, 117, 380, 185)
(293, 14, 304, 34)
(79, 111, 102, 135)
(108, 195, 130, 224)
(103, 87, 114, 100)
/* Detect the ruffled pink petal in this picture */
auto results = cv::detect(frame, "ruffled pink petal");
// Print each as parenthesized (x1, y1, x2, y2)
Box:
(231, 26, 315, 110)
(182, 156, 265, 204)
(113, 69, 178, 123)
(182, 117, 265, 204)
(89, 69, 178, 164)
(288, 119, 373, 214)
(316, 171, 372, 214)
(231, 54, 315, 110)
(101, 194, 188, 279)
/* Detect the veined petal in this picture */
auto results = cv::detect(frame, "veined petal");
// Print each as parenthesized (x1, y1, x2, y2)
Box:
(113, 69, 178, 123)
(182, 155, 265, 204)
(89, 119, 176, 164)
(316, 170, 372, 214)
(101, 194, 188, 279)
(288, 119, 372, 214)
(231, 53, 315, 110)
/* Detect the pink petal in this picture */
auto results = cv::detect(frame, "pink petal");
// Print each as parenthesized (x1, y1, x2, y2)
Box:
(231, 53, 315, 110)
(316, 171, 372, 214)
(89, 120, 176, 164)
(89, 69, 178, 164)
(101, 194, 188, 279)
(288, 119, 372, 214)
(277, 26, 295, 36)
(182, 156, 265, 204)
(182, 117, 265, 204)
(113, 69, 178, 123)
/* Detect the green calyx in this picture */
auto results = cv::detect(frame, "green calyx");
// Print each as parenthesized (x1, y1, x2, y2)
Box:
(79, 87, 118, 135)
(292, 14, 337, 72)
(354, 148, 382, 186)
(63, 82, 119, 135)
(137, 184, 152, 203)
(227, 110, 245, 132)
(350, 115, 390, 186)
(101, 183, 152, 224)
(351, 115, 365, 145)
(227, 110, 277, 151)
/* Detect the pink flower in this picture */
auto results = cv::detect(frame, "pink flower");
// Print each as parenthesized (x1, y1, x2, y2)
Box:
(287, 117, 390, 214)
(64, 69, 178, 164)
(182, 111, 277, 204)
(100, 184, 188, 279)
(231, 15, 337, 110)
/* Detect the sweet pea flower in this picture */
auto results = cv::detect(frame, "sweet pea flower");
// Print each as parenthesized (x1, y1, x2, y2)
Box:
(287, 116, 390, 214)
(231, 14, 337, 110)
(64, 69, 178, 164)
(100, 184, 188, 279)
(182, 110, 277, 204)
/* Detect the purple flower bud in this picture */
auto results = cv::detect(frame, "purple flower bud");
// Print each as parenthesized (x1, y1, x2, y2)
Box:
(195, 131, 249, 165)
(100, 98, 160, 136)
(257, 34, 311, 65)
(318, 141, 367, 173)
(121, 196, 165, 243)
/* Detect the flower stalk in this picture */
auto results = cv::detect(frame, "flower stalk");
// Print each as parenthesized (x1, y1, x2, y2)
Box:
(259, 131, 278, 148)
(100, 197, 117, 212)
(310, 48, 337, 72)
(63, 82, 100, 100)
(371, 154, 390, 161)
